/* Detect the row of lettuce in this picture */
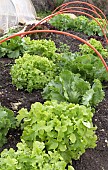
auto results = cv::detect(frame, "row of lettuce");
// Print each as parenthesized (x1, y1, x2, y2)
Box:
(49, 14, 107, 36)
(0, 32, 108, 169)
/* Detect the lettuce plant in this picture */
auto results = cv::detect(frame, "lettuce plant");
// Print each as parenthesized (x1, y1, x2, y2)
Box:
(58, 39, 108, 82)
(0, 37, 62, 61)
(49, 14, 73, 31)
(42, 70, 104, 107)
(0, 105, 16, 147)
(79, 38, 108, 57)
(10, 53, 56, 92)
(70, 15, 89, 32)
(61, 54, 108, 82)
(0, 140, 74, 170)
(84, 18, 106, 36)
(16, 100, 97, 162)
(0, 36, 24, 58)
(49, 14, 106, 36)
(24, 37, 62, 62)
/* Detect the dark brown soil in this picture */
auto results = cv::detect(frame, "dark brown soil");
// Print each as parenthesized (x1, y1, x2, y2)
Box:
(0, 30, 108, 170)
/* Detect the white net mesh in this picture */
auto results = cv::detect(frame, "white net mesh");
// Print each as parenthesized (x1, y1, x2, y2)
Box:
(0, 0, 36, 33)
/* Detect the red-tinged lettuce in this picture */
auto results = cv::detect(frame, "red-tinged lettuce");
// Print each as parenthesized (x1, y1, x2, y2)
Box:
(16, 100, 97, 162)
(42, 70, 104, 107)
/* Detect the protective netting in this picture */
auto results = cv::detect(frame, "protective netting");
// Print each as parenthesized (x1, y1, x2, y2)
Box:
(0, 0, 36, 33)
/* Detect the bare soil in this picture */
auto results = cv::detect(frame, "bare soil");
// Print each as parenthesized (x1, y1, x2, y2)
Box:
(0, 29, 108, 170)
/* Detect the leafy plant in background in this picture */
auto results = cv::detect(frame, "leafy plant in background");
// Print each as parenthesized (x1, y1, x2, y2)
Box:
(0, 36, 24, 58)
(0, 140, 74, 170)
(42, 70, 104, 107)
(49, 14, 107, 36)
(49, 14, 73, 31)
(16, 100, 97, 162)
(84, 18, 106, 36)
(37, 10, 51, 18)
(0, 105, 16, 148)
(10, 53, 56, 92)
(70, 16, 89, 33)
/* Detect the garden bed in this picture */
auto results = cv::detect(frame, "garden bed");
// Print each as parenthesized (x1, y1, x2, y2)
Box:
(0, 29, 108, 169)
